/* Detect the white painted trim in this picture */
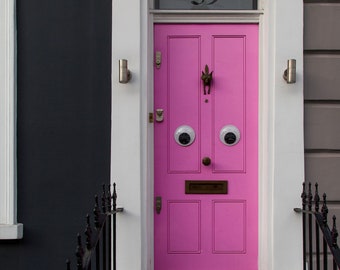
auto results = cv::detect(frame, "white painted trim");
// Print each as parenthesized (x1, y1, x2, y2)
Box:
(0, 0, 23, 239)
(151, 10, 263, 23)
(112, 0, 304, 269)
(258, 0, 304, 269)
(275, 0, 304, 267)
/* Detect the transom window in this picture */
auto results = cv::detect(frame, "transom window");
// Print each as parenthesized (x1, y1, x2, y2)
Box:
(154, 0, 257, 10)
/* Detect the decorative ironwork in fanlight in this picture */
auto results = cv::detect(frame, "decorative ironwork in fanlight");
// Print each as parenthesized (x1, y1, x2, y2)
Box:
(191, 0, 218, 6)
(154, 0, 257, 10)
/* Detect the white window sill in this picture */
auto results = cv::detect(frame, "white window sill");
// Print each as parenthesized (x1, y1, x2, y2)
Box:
(0, 224, 23, 240)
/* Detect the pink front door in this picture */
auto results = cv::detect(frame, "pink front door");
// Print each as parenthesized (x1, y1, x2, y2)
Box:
(154, 24, 258, 270)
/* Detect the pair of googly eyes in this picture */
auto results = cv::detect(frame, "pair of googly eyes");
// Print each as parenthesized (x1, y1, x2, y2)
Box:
(174, 125, 241, 147)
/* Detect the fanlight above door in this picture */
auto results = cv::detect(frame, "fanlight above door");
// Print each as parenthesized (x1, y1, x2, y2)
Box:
(154, 0, 257, 10)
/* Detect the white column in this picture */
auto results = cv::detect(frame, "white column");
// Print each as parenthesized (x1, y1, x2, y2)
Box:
(111, 0, 142, 268)
(0, 0, 23, 239)
(260, 0, 304, 269)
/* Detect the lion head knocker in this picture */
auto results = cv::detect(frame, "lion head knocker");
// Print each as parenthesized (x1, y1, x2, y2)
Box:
(201, 64, 213, 95)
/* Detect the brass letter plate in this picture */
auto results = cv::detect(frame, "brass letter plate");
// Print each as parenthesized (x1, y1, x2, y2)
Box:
(185, 181, 228, 194)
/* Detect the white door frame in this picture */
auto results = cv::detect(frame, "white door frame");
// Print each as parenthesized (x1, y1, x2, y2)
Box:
(111, 1, 304, 269)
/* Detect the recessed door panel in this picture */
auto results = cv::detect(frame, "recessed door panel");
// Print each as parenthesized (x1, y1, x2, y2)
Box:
(154, 24, 258, 270)
(168, 36, 201, 173)
(212, 35, 246, 172)
(212, 200, 246, 253)
(168, 200, 201, 253)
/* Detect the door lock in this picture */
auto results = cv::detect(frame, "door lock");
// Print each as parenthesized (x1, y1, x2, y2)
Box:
(155, 196, 162, 214)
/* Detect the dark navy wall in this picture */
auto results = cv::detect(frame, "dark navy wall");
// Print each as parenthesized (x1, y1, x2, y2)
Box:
(0, 0, 112, 269)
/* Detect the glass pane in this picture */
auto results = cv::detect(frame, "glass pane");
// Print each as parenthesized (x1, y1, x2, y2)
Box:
(155, 0, 257, 10)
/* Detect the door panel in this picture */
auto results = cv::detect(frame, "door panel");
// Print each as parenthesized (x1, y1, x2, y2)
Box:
(212, 36, 245, 172)
(168, 36, 201, 172)
(168, 200, 201, 253)
(212, 200, 246, 253)
(154, 24, 258, 270)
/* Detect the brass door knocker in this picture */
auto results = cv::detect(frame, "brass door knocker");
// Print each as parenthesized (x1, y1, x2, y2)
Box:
(201, 65, 213, 95)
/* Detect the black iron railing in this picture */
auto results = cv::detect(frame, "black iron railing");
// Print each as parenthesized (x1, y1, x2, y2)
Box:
(66, 183, 123, 270)
(295, 182, 340, 270)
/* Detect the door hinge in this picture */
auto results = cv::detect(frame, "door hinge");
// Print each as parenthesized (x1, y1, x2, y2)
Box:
(155, 51, 162, 69)
(149, 112, 154, 123)
(155, 196, 162, 214)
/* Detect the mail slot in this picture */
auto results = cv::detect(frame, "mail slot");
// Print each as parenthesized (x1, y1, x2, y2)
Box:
(185, 180, 228, 194)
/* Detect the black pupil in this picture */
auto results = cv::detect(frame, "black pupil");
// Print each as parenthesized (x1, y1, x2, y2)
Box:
(224, 132, 237, 144)
(179, 133, 191, 145)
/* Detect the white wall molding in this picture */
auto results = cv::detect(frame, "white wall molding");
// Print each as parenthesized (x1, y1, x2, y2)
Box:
(151, 10, 263, 23)
(0, 0, 23, 239)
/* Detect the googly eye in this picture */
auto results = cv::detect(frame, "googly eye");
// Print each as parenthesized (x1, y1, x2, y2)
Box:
(174, 125, 195, 147)
(220, 125, 241, 146)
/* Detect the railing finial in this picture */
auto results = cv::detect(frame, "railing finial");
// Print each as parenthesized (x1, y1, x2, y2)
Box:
(93, 195, 100, 229)
(106, 184, 112, 212)
(102, 184, 107, 213)
(113, 183, 117, 212)
(308, 182, 313, 211)
(301, 182, 307, 207)
(296, 183, 340, 270)
(85, 214, 92, 249)
(332, 215, 339, 248)
(76, 234, 84, 270)
(67, 183, 120, 270)
(314, 182, 320, 212)
(66, 259, 71, 270)
(322, 193, 328, 225)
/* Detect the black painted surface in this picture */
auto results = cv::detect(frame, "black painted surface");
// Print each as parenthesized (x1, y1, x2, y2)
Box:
(0, 0, 112, 269)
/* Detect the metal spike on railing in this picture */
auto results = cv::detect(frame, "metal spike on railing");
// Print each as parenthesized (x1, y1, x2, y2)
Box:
(76, 234, 84, 270)
(332, 216, 339, 248)
(85, 214, 92, 249)
(102, 184, 107, 213)
(93, 195, 100, 229)
(66, 184, 120, 270)
(297, 183, 340, 270)
(321, 193, 329, 270)
(314, 183, 321, 270)
(113, 183, 117, 212)
(301, 182, 307, 207)
(307, 182, 313, 270)
(322, 193, 329, 225)
(301, 182, 307, 270)
(107, 184, 112, 212)
(308, 182, 313, 211)
(66, 259, 71, 270)
(314, 183, 320, 212)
